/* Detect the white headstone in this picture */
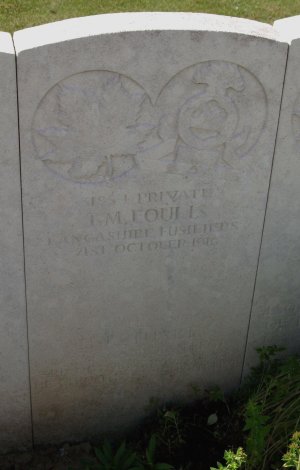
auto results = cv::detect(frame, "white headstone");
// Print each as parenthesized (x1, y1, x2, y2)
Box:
(0, 32, 31, 451)
(244, 16, 300, 371)
(14, 13, 288, 444)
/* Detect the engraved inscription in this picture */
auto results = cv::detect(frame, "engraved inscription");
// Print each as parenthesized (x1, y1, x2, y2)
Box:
(35, 326, 204, 393)
(265, 304, 300, 332)
(261, 304, 300, 344)
(32, 61, 267, 182)
(46, 186, 238, 256)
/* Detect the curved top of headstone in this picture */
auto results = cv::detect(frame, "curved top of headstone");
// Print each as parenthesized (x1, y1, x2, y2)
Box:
(13, 12, 282, 53)
(0, 32, 14, 54)
(274, 15, 300, 43)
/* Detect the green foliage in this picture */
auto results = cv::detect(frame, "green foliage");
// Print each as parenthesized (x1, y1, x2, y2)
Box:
(210, 447, 247, 470)
(243, 400, 270, 467)
(206, 385, 226, 404)
(240, 345, 285, 399)
(241, 347, 300, 469)
(142, 435, 174, 470)
(282, 432, 300, 470)
(86, 436, 174, 470)
(154, 407, 186, 456)
(256, 345, 286, 363)
(205, 385, 230, 415)
(90, 440, 140, 470)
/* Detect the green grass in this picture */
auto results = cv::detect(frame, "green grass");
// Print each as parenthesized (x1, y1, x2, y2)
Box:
(1, 0, 300, 33)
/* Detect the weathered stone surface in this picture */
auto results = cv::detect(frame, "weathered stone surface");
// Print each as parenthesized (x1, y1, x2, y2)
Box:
(0, 33, 31, 451)
(14, 13, 288, 444)
(244, 16, 300, 371)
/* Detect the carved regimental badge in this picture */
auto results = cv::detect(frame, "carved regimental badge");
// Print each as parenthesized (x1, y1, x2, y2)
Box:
(32, 61, 267, 182)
